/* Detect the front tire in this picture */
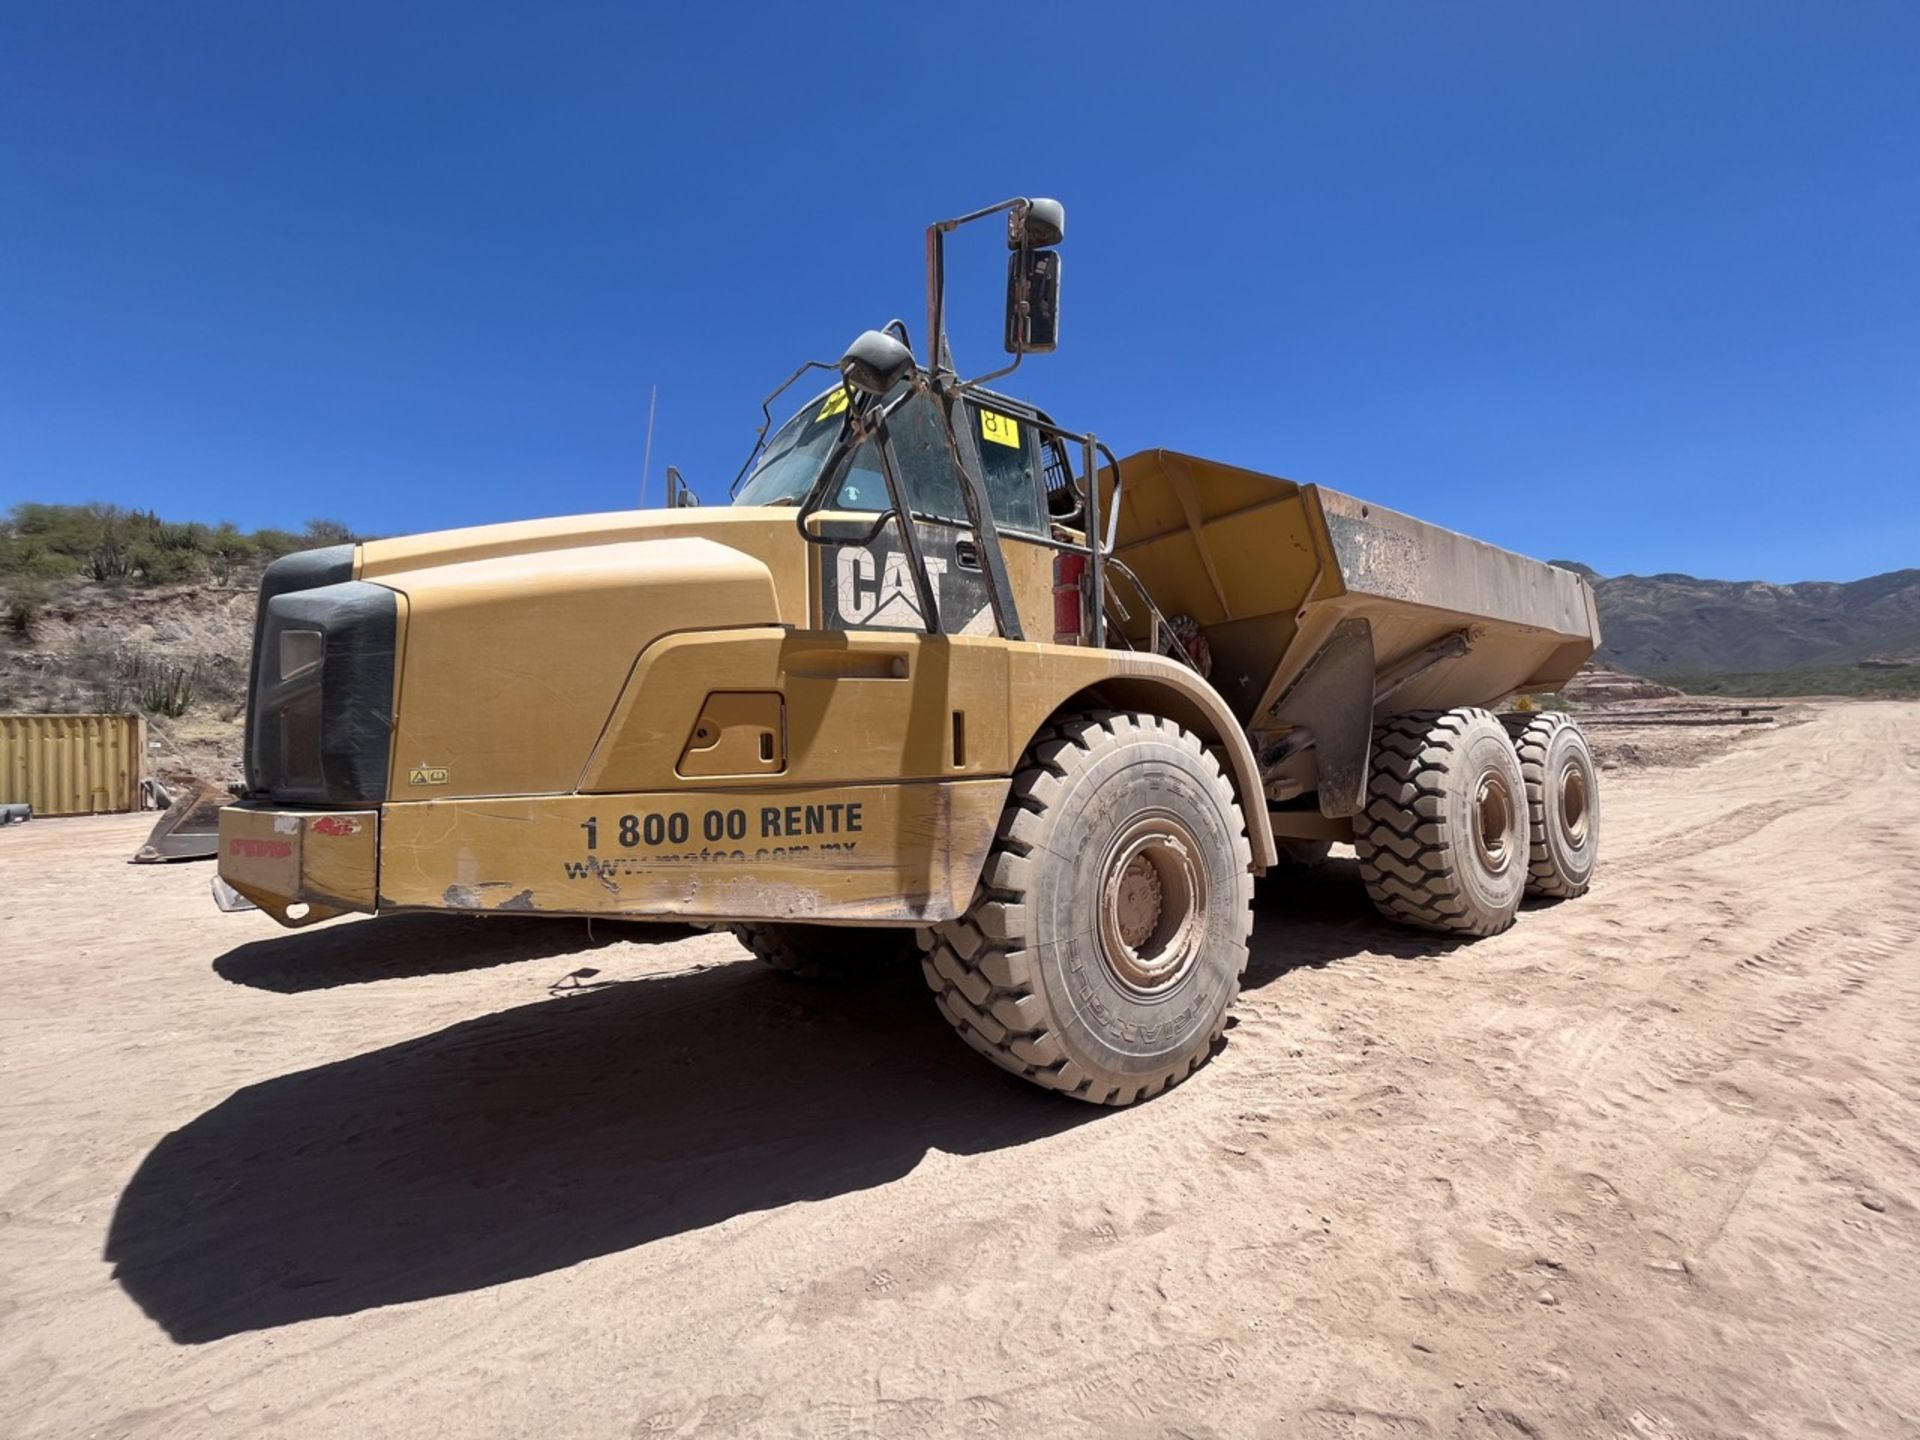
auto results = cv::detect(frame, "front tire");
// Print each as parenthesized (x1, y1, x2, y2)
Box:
(923, 711, 1254, 1106)
(1357, 708, 1529, 937)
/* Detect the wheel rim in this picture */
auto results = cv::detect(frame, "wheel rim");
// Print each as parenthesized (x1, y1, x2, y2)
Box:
(1097, 815, 1208, 996)
(1472, 771, 1516, 875)
(1557, 759, 1590, 848)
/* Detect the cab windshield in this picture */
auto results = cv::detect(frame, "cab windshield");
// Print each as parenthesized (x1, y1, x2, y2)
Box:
(731, 382, 1043, 536)
(731, 388, 852, 507)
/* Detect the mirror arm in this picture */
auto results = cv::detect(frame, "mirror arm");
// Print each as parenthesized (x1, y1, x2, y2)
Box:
(936, 196, 1033, 231)
(924, 196, 1037, 378)
(1096, 441, 1126, 554)
(868, 406, 945, 634)
(1085, 435, 1106, 647)
(964, 348, 1025, 390)
(790, 389, 939, 632)
(963, 222, 1029, 386)
(927, 381, 1025, 642)
(729, 359, 842, 497)
(924, 225, 950, 377)
(792, 435, 850, 543)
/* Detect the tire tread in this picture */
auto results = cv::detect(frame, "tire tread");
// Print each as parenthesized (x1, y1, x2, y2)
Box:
(1504, 711, 1595, 899)
(922, 711, 1253, 1105)
(1354, 707, 1523, 938)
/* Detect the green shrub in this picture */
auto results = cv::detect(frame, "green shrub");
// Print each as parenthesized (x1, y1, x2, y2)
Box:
(137, 658, 202, 717)
(303, 517, 355, 547)
(252, 528, 305, 559)
(69, 636, 206, 716)
(4, 580, 46, 637)
(84, 538, 134, 582)
(131, 541, 200, 584)
(71, 633, 133, 711)
(1, 540, 74, 580)
(3, 503, 365, 584)
(1507, 693, 1571, 714)
(209, 522, 255, 587)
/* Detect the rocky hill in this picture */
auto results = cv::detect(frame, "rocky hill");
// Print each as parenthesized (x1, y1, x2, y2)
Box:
(1552, 562, 1920, 683)
(1, 573, 259, 789)
(0, 504, 346, 790)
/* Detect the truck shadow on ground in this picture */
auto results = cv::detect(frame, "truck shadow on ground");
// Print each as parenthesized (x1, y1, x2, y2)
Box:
(108, 938, 1094, 1343)
(109, 857, 1448, 1344)
(1245, 855, 1468, 987)
(213, 913, 700, 993)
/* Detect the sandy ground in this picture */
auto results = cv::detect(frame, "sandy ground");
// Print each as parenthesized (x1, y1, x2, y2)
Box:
(3, 700, 1918, 1439)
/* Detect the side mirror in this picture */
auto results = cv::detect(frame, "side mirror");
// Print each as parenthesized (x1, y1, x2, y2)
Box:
(665, 465, 699, 507)
(839, 329, 916, 395)
(1004, 248, 1062, 354)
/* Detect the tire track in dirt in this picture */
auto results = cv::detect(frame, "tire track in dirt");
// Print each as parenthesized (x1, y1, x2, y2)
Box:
(1628, 916, 1913, 1112)
(1540, 897, 1920, 1132)
(1609, 796, 1806, 876)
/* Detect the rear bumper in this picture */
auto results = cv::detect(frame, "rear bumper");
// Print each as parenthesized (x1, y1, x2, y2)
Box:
(216, 804, 380, 926)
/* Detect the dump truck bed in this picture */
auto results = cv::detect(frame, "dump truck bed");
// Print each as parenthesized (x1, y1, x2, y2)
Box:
(1105, 450, 1598, 715)
(1101, 450, 1600, 817)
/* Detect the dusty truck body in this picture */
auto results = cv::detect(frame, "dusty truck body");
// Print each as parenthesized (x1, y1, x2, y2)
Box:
(218, 196, 1601, 1105)
(1101, 453, 1595, 823)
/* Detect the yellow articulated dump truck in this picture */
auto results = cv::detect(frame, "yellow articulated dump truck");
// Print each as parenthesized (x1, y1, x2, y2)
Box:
(216, 197, 1601, 1106)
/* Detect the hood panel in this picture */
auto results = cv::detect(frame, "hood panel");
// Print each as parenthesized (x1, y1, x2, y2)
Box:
(375, 521, 795, 801)
(361, 507, 806, 616)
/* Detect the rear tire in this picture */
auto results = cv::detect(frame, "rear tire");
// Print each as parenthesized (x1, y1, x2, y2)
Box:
(729, 923, 918, 981)
(1502, 712, 1599, 898)
(1357, 708, 1529, 938)
(922, 711, 1254, 1106)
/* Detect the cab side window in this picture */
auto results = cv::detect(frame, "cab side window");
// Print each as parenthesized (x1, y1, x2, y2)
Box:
(968, 402, 1042, 535)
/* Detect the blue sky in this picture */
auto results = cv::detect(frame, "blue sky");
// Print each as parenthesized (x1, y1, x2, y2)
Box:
(2, 2, 1915, 583)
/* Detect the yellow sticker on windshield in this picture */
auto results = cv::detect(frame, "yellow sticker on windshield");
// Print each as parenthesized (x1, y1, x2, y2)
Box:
(979, 408, 1020, 448)
(816, 388, 851, 421)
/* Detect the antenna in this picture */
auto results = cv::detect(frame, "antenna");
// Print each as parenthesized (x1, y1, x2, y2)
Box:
(639, 384, 658, 508)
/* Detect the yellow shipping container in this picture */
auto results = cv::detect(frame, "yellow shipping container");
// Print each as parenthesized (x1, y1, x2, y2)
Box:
(0, 714, 149, 817)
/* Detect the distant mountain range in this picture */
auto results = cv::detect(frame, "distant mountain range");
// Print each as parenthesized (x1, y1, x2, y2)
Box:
(1551, 562, 1920, 681)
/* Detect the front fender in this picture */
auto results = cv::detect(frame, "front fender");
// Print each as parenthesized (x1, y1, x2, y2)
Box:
(1004, 646, 1277, 872)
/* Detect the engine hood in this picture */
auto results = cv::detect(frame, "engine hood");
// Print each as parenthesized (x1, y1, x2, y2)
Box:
(358, 507, 810, 801)
(359, 506, 806, 594)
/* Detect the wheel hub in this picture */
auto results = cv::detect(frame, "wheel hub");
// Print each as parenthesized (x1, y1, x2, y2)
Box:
(1097, 817, 1208, 996)
(1113, 853, 1164, 949)
(1472, 772, 1516, 875)
(1557, 760, 1590, 847)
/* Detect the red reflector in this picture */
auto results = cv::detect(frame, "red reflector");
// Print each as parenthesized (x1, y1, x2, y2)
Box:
(1053, 553, 1086, 642)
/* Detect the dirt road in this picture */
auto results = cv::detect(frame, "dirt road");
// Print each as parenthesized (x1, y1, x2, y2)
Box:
(4, 701, 1917, 1438)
